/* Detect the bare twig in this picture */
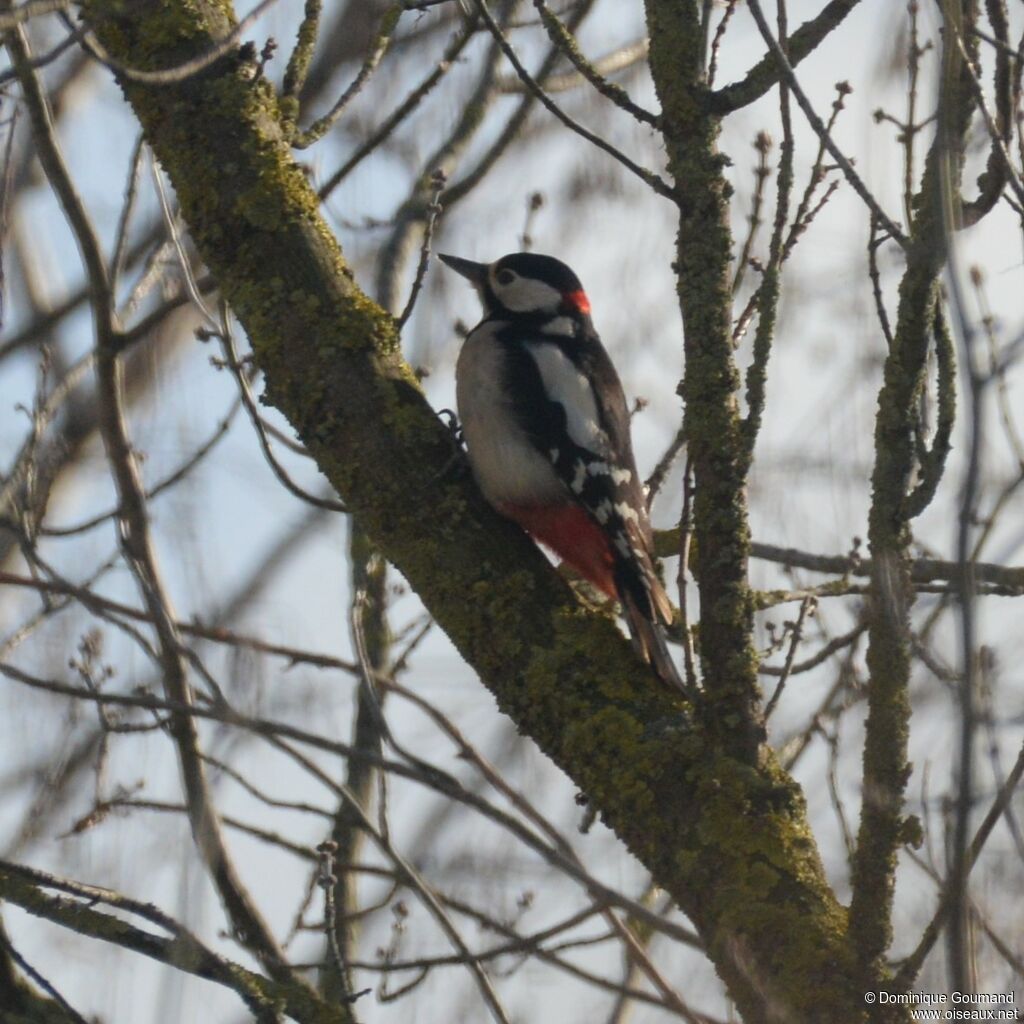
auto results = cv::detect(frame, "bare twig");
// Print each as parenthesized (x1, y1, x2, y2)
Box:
(5, 15, 299, 977)
(397, 168, 446, 328)
(764, 596, 814, 717)
(529, 0, 658, 126)
(645, 424, 685, 507)
(293, 4, 403, 149)
(654, 532, 1024, 592)
(0, 570, 361, 674)
(710, 0, 865, 112)
(895, 732, 1024, 988)
(217, 309, 348, 512)
(706, 0, 738, 87)
(744, 0, 908, 247)
(319, 18, 476, 198)
(675, 456, 698, 693)
(471, 0, 676, 201)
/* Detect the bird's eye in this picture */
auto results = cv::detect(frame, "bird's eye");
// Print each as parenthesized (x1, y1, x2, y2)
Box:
(495, 269, 516, 286)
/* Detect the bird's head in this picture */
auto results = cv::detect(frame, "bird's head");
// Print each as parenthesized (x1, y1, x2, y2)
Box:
(439, 252, 591, 319)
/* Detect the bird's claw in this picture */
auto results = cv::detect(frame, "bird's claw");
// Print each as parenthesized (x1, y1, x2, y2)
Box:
(432, 408, 468, 482)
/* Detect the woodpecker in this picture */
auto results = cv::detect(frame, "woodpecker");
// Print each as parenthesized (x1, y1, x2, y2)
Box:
(440, 251, 684, 693)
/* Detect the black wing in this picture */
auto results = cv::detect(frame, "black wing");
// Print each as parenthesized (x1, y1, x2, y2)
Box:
(496, 324, 665, 620)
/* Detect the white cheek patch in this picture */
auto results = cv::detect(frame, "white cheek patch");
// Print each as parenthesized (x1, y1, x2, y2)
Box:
(526, 343, 606, 453)
(540, 316, 575, 336)
(497, 276, 562, 313)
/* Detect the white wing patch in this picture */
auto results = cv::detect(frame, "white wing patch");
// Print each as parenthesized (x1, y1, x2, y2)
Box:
(526, 342, 606, 453)
(615, 501, 640, 523)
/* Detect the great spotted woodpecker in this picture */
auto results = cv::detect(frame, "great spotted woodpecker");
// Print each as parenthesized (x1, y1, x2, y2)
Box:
(440, 251, 684, 693)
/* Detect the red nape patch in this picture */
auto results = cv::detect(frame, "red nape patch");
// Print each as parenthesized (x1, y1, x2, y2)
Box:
(499, 502, 616, 598)
(563, 289, 591, 316)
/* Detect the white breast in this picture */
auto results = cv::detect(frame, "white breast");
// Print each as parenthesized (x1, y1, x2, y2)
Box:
(456, 323, 566, 507)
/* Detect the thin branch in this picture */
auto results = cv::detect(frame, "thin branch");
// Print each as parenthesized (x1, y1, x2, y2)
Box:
(0, 570, 361, 674)
(216, 322, 348, 511)
(5, 16, 297, 974)
(645, 424, 685, 507)
(150, 156, 218, 330)
(529, 0, 658, 126)
(0, 861, 341, 1024)
(318, 17, 475, 199)
(759, 621, 867, 679)
(744, 0, 908, 248)
(710, 0, 865, 113)
(732, 131, 773, 297)
(440, 0, 598, 210)
(292, 4, 403, 149)
(498, 37, 649, 96)
(110, 133, 146, 297)
(397, 168, 446, 328)
(675, 456, 698, 692)
(894, 733, 1024, 988)
(905, 300, 956, 518)
(958, 2, 1022, 224)
(281, 0, 322, 109)
(38, 393, 243, 537)
(265, 735, 514, 1024)
(0, 663, 704, 952)
(471, 0, 676, 201)
(741, 4, 793, 461)
(764, 596, 814, 717)
(706, 0, 738, 88)
(867, 215, 895, 348)
(661, 534, 1024, 592)
(319, 521, 392, 1004)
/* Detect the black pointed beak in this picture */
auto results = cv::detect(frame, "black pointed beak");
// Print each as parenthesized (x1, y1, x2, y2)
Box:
(438, 253, 489, 287)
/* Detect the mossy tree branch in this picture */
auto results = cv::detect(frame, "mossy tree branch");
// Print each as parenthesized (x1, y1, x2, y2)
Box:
(0, 864, 344, 1024)
(848, 0, 978, 981)
(73, 1, 899, 1020)
(643, 0, 763, 763)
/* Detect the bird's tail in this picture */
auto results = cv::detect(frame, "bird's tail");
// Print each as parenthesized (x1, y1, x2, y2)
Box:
(622, 589, 688, 695)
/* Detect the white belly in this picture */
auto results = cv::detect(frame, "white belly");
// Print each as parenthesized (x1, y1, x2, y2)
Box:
(456, 324, 566, 507)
